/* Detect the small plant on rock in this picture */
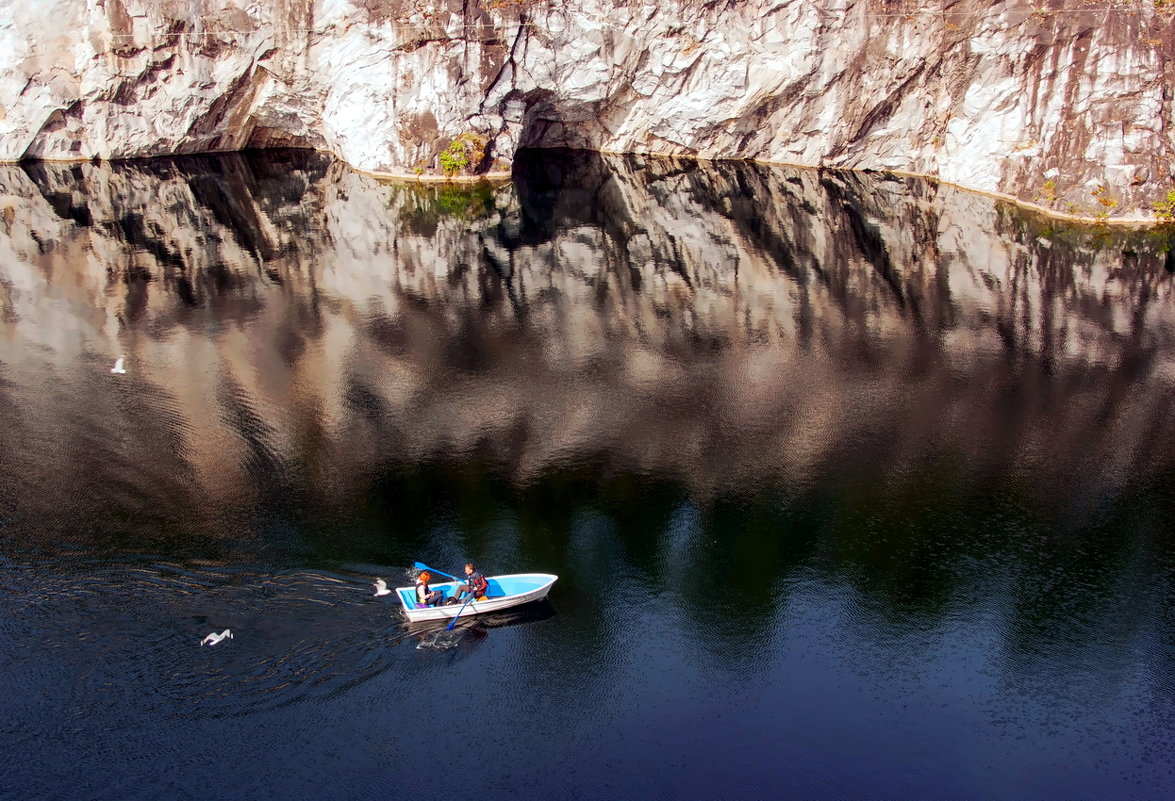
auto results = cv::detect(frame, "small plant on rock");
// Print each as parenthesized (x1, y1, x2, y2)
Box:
(1090, 184, 1118, 221)
(1153, 189, 1175, 223)
(439, 142, 469, 176)
(438, 132, 487, 177)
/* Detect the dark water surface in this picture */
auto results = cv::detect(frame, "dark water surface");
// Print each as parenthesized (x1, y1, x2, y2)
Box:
(1, 150, 1173, 800)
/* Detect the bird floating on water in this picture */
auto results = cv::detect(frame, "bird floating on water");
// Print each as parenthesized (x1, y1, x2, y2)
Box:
(373, 578, 391, 597)
(200, 629, 232, 646)
(111, 355, 127, 374)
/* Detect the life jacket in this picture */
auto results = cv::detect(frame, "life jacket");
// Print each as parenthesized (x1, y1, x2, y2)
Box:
(416, 582, 430, 602)
(469, 572, 488, 598)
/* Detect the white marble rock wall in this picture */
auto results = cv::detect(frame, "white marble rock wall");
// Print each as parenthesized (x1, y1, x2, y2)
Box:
(0, 0, 1172, 219)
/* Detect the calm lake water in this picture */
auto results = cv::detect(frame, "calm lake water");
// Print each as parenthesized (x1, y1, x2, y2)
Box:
(1, 149, 1173, 800)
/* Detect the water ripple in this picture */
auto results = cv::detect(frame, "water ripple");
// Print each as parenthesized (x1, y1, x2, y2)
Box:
(0, 562, 437, 723)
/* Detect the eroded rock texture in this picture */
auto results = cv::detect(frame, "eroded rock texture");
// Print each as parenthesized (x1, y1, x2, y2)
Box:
(0, 1, 1173, 214)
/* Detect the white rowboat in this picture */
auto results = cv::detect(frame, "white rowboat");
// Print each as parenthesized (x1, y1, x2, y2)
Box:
(397, 573, 558, 623)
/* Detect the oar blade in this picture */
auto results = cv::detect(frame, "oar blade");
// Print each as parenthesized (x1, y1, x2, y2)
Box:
(413, 562, 459, 581)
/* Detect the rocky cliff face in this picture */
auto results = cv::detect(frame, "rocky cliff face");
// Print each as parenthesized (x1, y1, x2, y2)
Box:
(1, 0, 1173, 220)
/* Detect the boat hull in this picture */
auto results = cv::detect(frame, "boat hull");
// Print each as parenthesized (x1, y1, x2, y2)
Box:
(397, 573, 558, 623)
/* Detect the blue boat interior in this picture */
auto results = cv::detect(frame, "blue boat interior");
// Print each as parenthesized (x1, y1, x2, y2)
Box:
(400, 575, 549, 609)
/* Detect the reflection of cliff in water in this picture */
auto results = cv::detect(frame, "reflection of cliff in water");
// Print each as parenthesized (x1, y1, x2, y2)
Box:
(0, 150, 1173, 674)
(3, 150, 1172, 507)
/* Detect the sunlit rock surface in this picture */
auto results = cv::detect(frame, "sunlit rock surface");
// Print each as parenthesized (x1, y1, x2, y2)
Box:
(0, 0, 1172, 219)
(1, 150, 1173, 543)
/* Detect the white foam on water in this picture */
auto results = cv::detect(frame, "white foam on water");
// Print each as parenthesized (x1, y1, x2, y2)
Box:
(414, 629, 461, 651)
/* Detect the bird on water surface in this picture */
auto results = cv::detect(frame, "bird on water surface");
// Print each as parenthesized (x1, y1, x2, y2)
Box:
(373, 578, 391, 596)
(200, 629, 232, 646)
(111, 355, 126, 374)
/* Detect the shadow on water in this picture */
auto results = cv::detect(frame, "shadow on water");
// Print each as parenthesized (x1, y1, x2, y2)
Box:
(406, 598, 557, 632)
(0, 148, 1173, 799)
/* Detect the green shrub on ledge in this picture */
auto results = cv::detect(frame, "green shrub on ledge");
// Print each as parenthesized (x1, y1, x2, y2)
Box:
(438, 132, 487, 177)
(1153, 190, 1175, 223)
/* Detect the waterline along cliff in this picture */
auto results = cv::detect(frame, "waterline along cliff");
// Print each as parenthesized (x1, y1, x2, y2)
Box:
(1, 0, 1173, 222)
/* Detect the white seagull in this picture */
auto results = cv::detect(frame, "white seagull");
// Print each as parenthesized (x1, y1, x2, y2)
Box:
(372, 578, 391, 597)
(200, 629, 233, 646)
(111, 355, 127, 374)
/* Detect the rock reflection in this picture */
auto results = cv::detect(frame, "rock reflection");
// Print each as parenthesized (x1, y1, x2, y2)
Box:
(0, 149, 1173, 655)
(6, 152, 1171, 496)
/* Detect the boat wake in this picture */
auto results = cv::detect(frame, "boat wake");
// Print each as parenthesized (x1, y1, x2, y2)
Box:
(0, 560, 444, 721)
